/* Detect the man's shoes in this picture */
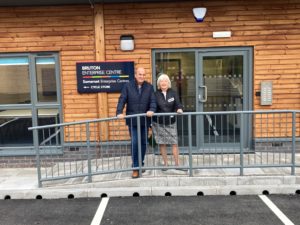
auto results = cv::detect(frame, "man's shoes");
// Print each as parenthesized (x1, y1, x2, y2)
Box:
(132, 170, 139, 178)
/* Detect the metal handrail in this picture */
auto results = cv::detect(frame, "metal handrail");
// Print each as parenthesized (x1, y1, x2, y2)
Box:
(29, 110, 300, 187)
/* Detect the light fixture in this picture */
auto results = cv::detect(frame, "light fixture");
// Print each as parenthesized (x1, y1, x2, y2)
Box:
(193, 7, 207, 22)
(120, 35, 134, 51)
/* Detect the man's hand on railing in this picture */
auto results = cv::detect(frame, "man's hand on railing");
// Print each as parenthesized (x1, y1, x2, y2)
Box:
(177, 109, 183, 114)
(117, 114, 125, 119)
(146, 111, 154, 117)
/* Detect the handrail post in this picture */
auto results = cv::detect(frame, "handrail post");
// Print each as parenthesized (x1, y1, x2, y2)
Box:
(240, 112, 244, 176)
(137, 116, 142, 176)
(188, 114, 193, 177)
(291, 112, 296, 175)
(136, 116, 142, 177)
(86, 122, 92, 183)
(33, 128, 42, 188)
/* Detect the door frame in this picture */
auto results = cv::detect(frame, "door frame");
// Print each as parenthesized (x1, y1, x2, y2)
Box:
(152, 47, 253, 151)
(196, 47, 253, 150)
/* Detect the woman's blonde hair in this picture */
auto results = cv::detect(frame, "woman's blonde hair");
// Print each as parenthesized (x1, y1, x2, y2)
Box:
(157, 73, 171, 89)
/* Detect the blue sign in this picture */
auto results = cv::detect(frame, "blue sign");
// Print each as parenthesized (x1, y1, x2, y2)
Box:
(76, 61, 134, 93)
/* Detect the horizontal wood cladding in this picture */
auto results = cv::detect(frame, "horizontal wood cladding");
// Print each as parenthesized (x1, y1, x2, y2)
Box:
(103, 0, 300, 115)
(0, 5, 98, 124)
(1, 1, 300, 142)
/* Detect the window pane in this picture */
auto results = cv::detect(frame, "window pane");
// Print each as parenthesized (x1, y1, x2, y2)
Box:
(155, 52, 196, 146)
(203, 55, 243, 144)
(36, 57, 57, 102)
(0, 109, 60, 147)
(0, 109, 33, 146)
(0, 57, 31, 104)
(203, 55, 243, 112)
(37, 108, 61, 146)
(155, 52, 195, 112)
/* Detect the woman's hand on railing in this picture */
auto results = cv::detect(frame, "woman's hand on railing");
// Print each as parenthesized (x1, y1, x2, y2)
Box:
(146, 111, 154, 117)
(177, 109, 183, 114)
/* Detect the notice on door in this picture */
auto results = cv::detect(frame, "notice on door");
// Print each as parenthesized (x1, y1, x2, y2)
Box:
(76, 61, 134, 93)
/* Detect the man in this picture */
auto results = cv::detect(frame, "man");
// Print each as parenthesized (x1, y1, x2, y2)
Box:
(116, 67, 156, 178)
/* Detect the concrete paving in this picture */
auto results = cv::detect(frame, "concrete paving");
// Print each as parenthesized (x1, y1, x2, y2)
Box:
(0, 166, 300, 200)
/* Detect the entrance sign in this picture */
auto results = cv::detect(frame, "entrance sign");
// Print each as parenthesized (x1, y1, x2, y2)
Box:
(76, 61, 134, 93)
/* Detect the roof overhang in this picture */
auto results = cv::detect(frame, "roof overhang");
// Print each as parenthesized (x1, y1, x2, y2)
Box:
(0, 0, 177, 7)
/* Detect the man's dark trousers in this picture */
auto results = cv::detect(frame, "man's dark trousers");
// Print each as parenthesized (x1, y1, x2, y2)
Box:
(129, 125, 148, 168)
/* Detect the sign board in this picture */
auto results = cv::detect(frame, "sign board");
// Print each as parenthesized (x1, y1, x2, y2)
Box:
(76, 61, 134, 93)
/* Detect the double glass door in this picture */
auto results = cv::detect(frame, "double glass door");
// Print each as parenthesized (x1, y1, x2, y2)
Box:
(153, 47, 252, 151)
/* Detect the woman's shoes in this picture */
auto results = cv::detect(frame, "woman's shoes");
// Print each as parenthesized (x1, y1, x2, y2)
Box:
(161, 167, 168, 171)
(174, 164, 188, 171)
(157, 162, 188, 172)
(158, 162, 168, 171)
(175, 168, 188, 172)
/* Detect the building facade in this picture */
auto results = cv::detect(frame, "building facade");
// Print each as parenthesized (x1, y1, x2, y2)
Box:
(0, 0, 300, 167)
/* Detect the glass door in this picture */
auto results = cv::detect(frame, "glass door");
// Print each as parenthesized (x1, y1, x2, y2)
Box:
(154, 51, 196, 147)
(153, 47, 252, 152)
(197, 49, 252, 150)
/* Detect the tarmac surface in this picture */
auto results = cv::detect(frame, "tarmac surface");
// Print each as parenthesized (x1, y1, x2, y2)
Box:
(1, 167, 300, 225)
(1, 195, 300, 225)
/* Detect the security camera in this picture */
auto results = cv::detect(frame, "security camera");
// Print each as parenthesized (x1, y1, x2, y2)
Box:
(193, 7, 207, 22)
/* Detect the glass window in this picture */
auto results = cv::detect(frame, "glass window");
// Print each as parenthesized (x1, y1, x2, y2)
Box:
(155, 52, 196, 146)
(202, 55, 244, 144)
(37, 108, 61, 146)
(0, 57, 31, 104)
(155, 52, 196, 112)
(36, 57, 57, 102)
(203, 55, 243, 112)
(0, 109, 33, 145)
(0, 53, 61, 154)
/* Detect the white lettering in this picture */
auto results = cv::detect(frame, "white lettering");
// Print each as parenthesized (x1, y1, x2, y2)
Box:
(83, 80, 100, 84)
(82, 66, 101, 70)
(106, 70, 122, 75)
(117, 79, 129, 83)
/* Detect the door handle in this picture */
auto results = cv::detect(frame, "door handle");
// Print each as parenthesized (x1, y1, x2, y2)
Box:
(199, 85, 207, 102)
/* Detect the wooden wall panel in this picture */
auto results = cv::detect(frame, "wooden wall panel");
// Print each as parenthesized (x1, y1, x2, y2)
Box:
(0, 5, 96, 125)
(102, 0, 300, 136)
(1, 0, 300, 141)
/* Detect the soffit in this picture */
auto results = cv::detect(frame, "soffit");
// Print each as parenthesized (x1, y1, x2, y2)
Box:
(0, 0, 178, 7)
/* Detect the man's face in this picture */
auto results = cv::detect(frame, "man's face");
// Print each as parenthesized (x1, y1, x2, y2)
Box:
(135, 68, 146, 85)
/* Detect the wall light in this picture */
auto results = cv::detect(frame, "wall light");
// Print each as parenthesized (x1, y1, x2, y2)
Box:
(120, 35, 134, 51)
(193, 7, 207, 22)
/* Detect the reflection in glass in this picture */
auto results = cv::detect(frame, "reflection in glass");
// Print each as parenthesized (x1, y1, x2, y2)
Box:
(0, 109, 60, 147)
(155, 52, 195, 112)
(0, 57, 30, 104)
(0, 109, 33, 146)
(36, 58, 57, 102)
(155, 52, 196, 146)
(37, 108, 60, 146)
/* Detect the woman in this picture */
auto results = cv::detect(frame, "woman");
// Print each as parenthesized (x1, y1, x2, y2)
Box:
(152, 73, 183, 170)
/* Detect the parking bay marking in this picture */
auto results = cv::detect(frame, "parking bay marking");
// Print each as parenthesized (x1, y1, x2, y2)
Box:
(259, 195, 294, 225)
(90, 197, 109, 225)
